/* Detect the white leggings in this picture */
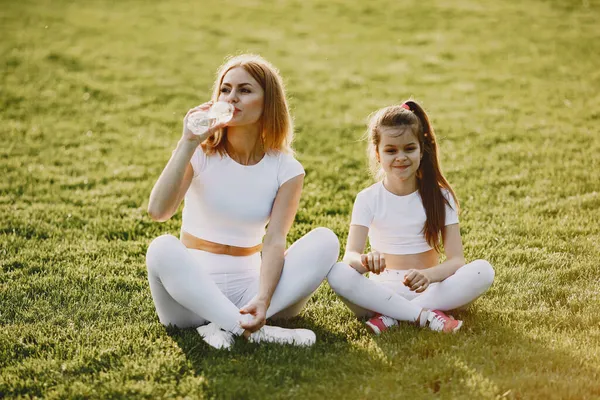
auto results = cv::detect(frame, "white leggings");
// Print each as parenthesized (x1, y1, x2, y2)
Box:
(327, 260, 495, 320)
(146, 227, 340, 335)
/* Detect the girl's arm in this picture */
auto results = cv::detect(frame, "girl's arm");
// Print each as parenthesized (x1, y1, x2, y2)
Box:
(343, 225, 370, 274)
(404, 224, 465, 292)
(239, 174, 304, 332)
(424, 223, 466, 282)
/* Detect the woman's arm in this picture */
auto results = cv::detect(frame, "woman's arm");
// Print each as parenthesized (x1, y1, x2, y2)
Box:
(257, 174, 304, 305)
(239, 174, 304, 331)
(342, 225, 370, 274)
(424, 223, 466, 282)
(147, 139, 196, 221)
(147, 103, 219, 221)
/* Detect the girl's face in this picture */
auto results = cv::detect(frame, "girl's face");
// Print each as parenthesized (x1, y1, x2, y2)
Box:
(218, 67, 264, 127)
(376, 126, 422, 184)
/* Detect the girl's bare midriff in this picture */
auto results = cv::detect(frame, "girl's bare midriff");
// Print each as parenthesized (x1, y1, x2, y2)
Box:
(383, 248, 439, 270)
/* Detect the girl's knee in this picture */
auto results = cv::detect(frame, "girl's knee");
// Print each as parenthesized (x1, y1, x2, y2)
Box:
(327, 262, 357, 294)
(467, 259, 495, 289)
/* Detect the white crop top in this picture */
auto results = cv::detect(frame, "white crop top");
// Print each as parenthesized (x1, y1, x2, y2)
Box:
(350, 181, 459, 255)
(181, 148, 305, 247)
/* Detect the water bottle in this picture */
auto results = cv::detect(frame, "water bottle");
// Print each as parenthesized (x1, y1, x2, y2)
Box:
(187, 102, 234, 136)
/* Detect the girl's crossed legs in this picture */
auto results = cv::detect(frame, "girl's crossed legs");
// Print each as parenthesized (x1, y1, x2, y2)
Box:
(327, 260, 495, 321)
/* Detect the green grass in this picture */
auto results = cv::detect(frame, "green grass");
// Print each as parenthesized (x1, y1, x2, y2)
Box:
(2, 0, 600, 398)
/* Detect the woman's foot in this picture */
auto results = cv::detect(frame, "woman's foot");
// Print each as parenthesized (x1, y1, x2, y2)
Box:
(248, 325, 316, 346)
(197, 323, 235, 350)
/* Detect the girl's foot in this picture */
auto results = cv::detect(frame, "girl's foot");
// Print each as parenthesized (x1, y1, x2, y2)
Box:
(423, 310, 463, 333)
(365, 314, 398, 335)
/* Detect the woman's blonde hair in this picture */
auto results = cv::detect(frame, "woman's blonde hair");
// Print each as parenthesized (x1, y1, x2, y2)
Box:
(201, 54, 294, 155)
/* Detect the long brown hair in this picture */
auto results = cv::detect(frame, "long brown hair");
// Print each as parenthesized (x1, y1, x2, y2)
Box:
(366, 100, 458, 252)
(202, 54, 294, 155)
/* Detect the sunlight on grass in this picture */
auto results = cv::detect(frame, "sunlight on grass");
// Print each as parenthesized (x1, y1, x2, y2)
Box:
(1, 0, 599, 398)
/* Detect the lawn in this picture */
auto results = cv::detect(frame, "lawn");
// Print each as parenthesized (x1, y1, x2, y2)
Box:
(1, 0, 599, 398)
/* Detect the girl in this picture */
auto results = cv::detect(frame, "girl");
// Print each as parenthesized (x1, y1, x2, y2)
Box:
(146, 54, 339, 349)
(327, 101, 494, 334)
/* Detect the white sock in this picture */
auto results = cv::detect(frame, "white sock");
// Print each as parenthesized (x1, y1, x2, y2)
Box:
(418, 309, 430, 327)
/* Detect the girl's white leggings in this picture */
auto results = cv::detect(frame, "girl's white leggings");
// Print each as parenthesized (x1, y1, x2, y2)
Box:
(146, 227, 339, 335)
(327, 260, 495, 321)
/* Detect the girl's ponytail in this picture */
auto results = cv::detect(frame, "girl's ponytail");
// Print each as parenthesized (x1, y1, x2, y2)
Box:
(403, 101, 458, 252)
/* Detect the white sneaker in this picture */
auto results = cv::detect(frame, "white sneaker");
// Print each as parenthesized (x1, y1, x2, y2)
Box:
(196, 322, 235, 350)
(249, 325, 316, 347)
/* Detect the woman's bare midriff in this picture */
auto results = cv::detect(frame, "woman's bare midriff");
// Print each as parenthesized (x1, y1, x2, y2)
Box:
(383, 248, 439, 270)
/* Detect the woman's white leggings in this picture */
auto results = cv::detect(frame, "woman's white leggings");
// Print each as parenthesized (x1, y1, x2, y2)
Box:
(146, 228, 340, 335)
(327, 260, 495, 321)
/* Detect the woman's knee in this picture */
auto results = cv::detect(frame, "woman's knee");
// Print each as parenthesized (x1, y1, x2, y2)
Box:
(146, 234, 180, 272)
(307, 227, 340, 263)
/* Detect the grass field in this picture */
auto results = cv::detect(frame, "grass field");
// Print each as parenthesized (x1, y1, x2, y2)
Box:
(2, 0, 600, 398)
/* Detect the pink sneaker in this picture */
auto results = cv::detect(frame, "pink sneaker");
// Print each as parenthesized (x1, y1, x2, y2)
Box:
(426, 310, 463, 333)
(365, 314, 398, 335)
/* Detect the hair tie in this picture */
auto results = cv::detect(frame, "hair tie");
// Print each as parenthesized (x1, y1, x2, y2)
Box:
(400, 103, 410, 111)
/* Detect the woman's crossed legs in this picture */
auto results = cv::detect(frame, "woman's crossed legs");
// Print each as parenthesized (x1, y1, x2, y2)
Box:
(146, 228, 340, 345)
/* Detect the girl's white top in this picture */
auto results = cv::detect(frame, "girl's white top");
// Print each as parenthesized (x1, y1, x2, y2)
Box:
(182, 148, 305, 247)
(350, 181, 459, 255)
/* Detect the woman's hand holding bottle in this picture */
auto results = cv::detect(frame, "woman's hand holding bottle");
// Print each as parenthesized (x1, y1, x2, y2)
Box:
(182, 101, 234, 143)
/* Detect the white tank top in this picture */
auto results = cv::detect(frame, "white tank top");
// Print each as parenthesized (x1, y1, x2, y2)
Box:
(350, 181, 458, 254)
(181, 148, 305, 247)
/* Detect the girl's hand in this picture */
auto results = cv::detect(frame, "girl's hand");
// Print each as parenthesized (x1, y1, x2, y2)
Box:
(361, 251, 386, 275)
(403, 269, 431, 293)
(239, 297, 268, 333)
(182, 101, 228, 143)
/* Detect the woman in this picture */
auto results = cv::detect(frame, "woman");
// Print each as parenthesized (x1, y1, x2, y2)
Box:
(146, 54, 339, 349)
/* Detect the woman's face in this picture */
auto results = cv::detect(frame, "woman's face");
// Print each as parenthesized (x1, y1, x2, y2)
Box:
(218, 67, 264, 127)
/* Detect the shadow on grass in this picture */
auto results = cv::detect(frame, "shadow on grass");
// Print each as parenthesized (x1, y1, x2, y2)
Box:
(166, 306, 599, 399)
(167, 315, 386, 399)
